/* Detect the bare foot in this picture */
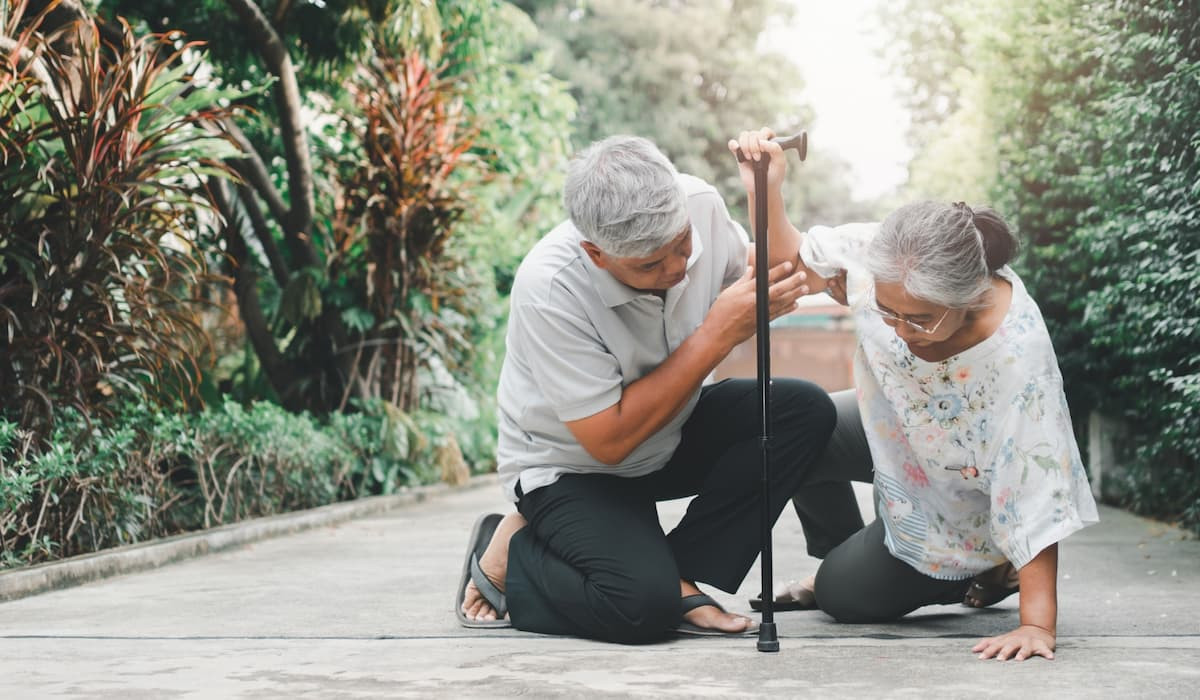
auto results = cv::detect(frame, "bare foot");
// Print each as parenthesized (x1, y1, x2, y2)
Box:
(461, 512, 527, 623)
(775, 575, 816, 605)
(680, 580, 756, 633)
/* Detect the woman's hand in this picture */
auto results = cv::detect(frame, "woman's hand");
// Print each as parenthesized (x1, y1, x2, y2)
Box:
(728, 127, 788, 195)
(826, 269, 849, 306)
(973, 544, 1059, 661)
(972, 624, 1056, 661)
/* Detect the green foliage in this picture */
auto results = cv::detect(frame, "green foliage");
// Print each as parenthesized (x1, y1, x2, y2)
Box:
(97, 0, 575, 420)
(891, 0, 1200, 531)
(0, 4, 240, 437)
(326, 41, 475, 412)
(513, 0, 831, 219)
(0, 395, 477, 569)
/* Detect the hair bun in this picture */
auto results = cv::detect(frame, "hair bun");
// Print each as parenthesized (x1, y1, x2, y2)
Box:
(970, 206, 1019, 271)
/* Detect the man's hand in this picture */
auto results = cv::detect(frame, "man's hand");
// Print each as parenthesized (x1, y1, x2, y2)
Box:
(728, 127, 787, 195)
(972, 624, 1056, 661)
(702, 259, 808, 352)
(562, 260, 805, 465)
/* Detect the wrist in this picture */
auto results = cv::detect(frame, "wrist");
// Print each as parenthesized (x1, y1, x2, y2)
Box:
(1020, 622, 1056, 636)
(694, 318, 736, 360)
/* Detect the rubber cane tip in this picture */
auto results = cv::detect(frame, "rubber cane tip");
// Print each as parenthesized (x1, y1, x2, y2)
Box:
(756, 622, 780, 653)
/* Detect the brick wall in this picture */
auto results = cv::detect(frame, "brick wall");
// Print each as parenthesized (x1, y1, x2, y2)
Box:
(713, 300, 857, 392)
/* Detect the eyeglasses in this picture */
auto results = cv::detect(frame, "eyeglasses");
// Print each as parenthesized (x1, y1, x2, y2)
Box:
(867, 299, 951, 335)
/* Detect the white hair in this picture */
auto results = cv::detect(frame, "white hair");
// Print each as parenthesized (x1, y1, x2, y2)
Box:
(563, 135, 689, 258)
(868, 201, 1019, 308)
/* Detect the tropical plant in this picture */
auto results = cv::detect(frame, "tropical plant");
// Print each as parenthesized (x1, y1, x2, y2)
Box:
(326, 44, 475, 412)
(98, 1, 576, 423)
(0, 0, 240, 437)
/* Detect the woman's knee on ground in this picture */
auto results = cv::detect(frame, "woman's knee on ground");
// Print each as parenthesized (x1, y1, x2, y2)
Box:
(812, 550, 905, 624)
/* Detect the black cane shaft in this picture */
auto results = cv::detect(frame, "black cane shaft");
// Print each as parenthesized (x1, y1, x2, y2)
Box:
(752, 160, 778, 653)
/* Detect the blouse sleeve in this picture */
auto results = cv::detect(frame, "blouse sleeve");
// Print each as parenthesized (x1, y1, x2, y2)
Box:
(799, 222, 879, 308)
(986, 375, 1100, 569)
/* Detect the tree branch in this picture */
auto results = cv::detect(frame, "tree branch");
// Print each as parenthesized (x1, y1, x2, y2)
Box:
(272, 0, 295, 27)
(210, 180, 297, 406)
(224, 0, 318, 269)
(234, 182, 290, 288)
(220, 116, 290, 227)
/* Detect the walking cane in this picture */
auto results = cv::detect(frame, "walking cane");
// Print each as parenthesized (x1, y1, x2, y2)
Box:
(735, 132, 807, 652)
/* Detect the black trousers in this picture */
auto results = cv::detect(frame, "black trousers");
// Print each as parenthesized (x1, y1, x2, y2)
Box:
(504, 378, 837, 643)
(791, 390, 972, 622)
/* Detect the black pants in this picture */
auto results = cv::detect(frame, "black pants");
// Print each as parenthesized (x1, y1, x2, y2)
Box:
(505, 378, 837, 643)
(791, 390, 972, 622)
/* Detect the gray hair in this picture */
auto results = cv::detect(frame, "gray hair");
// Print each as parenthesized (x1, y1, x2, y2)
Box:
(563, 135, 689, 258)
(868, 201, 1019, 308)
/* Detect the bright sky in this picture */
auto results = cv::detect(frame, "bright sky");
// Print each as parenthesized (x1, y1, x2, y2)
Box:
(764, 0, 912, 200)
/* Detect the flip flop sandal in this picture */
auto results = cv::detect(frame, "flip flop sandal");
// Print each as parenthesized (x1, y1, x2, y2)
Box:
(454, 512, 513, 629)
(963, 563, 1020, 608)
(674, 593, 759, 637)
(748, 579, 818, 612)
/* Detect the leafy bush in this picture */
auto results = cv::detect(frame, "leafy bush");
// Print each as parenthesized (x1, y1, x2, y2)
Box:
(0, 3, 240, 437)
(0, 397, 486, 569)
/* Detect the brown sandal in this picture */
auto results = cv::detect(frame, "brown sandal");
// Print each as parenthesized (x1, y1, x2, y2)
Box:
(964, 562, 1020, 608)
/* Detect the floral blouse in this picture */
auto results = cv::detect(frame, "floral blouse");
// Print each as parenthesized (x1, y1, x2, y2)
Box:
(801, 223, 1100, 579)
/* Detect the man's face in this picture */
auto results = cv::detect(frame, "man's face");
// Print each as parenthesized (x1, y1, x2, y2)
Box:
(582, 223, 693, 293)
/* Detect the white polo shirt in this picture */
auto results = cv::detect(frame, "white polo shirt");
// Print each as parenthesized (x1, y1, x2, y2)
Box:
(496, 174, 750, 501)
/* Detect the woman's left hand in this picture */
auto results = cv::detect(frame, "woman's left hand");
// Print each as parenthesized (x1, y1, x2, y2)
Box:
(972, 624, 1056, 661)
(728, 127, 787, 194)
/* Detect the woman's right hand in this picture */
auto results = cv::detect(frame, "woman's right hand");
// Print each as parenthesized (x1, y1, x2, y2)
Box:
(826, 269, 849, 306)
(727, 127, 788, 195)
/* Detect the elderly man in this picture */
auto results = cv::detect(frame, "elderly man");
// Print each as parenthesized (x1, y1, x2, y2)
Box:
(455, 135, 836, 642)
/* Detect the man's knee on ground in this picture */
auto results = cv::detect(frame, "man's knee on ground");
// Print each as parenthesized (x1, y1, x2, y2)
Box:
(593, 574, 681, 644)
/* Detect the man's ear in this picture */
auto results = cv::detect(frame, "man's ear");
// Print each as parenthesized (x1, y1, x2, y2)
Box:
(580, 240, 608, 269)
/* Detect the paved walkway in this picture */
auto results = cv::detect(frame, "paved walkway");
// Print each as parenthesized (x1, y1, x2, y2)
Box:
(1, 480, 1198, 698)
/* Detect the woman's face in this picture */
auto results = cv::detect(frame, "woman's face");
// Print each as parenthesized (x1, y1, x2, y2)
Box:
(871, 281, 969, 348)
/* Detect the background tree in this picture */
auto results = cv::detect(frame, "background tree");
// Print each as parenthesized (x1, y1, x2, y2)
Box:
(510, 0, 880, 225)
(95, 0, 576, 421)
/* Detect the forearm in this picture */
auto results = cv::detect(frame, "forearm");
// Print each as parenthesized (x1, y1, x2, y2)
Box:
(1017, 543, 1059, 634)
(570, 322, 732, 465)
(745, 187, 828, 295)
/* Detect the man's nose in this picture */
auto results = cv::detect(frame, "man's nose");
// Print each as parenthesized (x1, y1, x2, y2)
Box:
(667, 255, 687, 278)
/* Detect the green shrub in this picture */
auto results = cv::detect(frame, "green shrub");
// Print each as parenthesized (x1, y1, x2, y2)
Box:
(0, 396, 482, 570)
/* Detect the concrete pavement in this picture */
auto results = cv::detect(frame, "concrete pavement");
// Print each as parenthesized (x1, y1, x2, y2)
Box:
(1, 479, 1197, 698)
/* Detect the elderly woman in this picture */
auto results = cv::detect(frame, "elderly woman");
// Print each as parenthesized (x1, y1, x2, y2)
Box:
(730, 129, 1099, 661)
